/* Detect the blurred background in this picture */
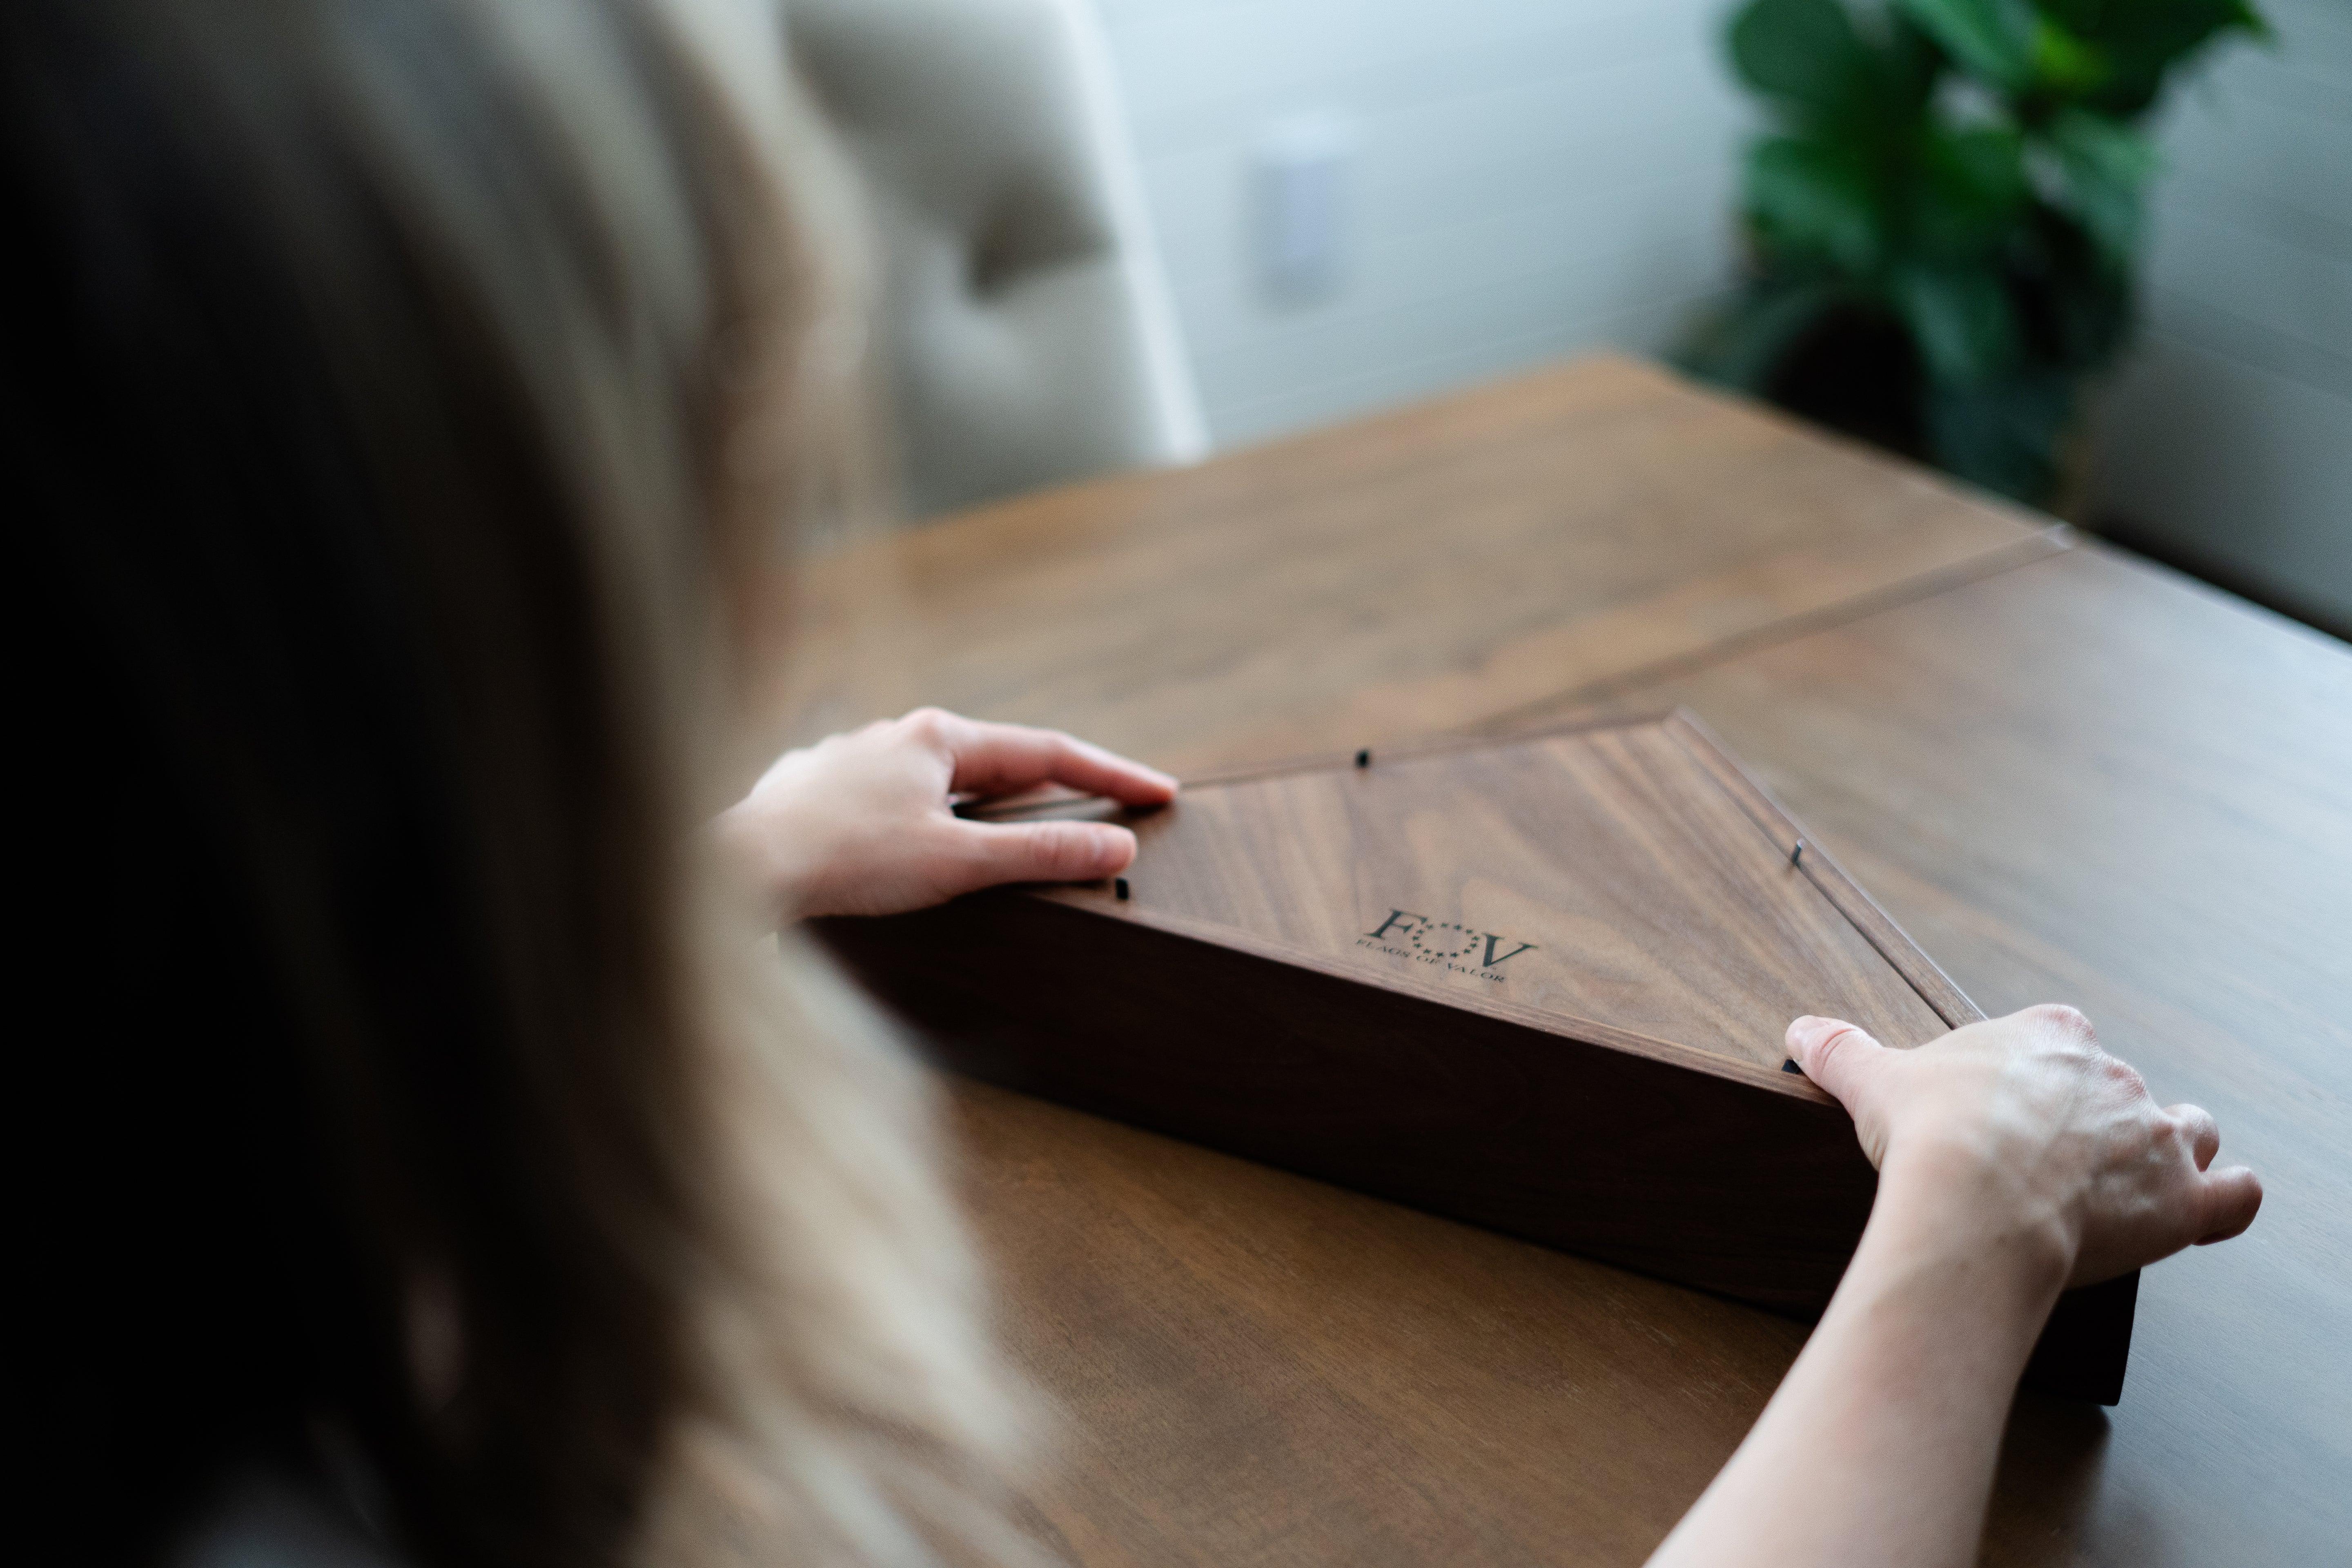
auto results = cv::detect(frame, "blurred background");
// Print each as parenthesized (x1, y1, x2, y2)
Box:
(795, 0, 2348, 637)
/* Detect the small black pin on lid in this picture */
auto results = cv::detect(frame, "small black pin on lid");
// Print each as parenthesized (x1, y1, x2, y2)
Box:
(1114, 877, 1130, 901)
(1354, 748, 1371, 768)
(1781, 1058, 1802, 1075)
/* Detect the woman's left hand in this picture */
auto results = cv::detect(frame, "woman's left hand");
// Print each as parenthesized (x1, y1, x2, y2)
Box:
(717, 708, 1177, 920)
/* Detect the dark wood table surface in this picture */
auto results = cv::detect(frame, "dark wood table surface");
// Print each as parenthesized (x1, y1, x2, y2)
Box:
(765, 357, 2352, 1566)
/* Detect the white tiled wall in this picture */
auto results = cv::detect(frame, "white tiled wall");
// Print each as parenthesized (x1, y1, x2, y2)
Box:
(1091, 0, 1750, 446)
(2090, 0, 2351, 630)
(1094, 0, 2350, 629)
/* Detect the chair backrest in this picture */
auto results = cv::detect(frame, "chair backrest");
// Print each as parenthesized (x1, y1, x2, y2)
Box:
(788, 0, 1206, 518)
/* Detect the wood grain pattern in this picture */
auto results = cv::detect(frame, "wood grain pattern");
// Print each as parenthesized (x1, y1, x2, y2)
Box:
(1668, 710, 1984, 1029)
(756, 356, 2065, 779)
(1019, 713, 1956, 1068)
(826, 889, 1888, 1310)
(1554, 546, 2352, 1566)
(820, 715, 2134, 1399)
(772, 358, 2352, 1564)
(953, 1079, 1788, 1568)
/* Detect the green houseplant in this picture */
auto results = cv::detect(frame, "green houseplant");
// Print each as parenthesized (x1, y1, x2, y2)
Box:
(1683, 0, 2267, 506)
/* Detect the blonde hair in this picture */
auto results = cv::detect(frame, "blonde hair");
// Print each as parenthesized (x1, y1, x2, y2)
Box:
(8, 2, 1021, 1564)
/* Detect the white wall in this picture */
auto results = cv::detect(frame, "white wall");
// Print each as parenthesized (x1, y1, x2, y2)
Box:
(1092, 0, 2350, 632)
(1091, 0, 1749, 448)
(2090, 0, 2352, 633)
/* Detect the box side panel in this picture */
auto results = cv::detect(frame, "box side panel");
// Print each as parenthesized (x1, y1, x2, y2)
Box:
(816, 893, 2135, 1401)
(2027, 1272, 2137, 1404)
(821, 893, 1878, 1313)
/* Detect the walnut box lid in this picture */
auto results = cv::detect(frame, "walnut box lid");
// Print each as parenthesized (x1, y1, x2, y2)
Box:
(817, 710, 2136, 1402)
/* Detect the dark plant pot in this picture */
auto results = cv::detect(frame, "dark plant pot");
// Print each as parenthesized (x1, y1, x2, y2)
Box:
(1764, 305, 1927, 466)
(1760, 308, 2096, 517)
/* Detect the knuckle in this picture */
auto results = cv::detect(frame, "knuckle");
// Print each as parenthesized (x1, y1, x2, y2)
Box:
(2028, 1003, 2096, 1043)
(1812, 1024, 1866, 1073)
(2178, 1104, 2222, 1157)
(2100, 1054, 2147, 1096)
(897, 707, 958, 751)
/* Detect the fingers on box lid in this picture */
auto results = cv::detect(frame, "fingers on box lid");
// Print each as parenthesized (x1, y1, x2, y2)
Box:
(946, 719, 1176, 805)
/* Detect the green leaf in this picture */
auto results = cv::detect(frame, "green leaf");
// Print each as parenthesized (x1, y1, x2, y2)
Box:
(1923, 368, 2078, 503)
(1900, 0, 2122, 97)
(2012, 202, 2138, 372)
(1731, 0, 1870, 108)
(2030, 16, 2111, 94)
(1884, 13, 1949, 114)
(2039, 109, 2158, 263)
(1748, 136, 1884, 275)
(1891, 263, 2020, 382)
(1911, 126, 2030, 256)
(2042, 0, 2267, 116)
(1898, 0, 2038, 91)
(1730, 0, 1940, 134)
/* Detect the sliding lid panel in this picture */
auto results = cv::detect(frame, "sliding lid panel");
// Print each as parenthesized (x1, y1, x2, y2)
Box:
(1053, 717, 1953, 1071)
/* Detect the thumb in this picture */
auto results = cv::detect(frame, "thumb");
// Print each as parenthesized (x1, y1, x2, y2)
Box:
(947, 817, 1137, 894)
(1786, 1015, 1893, 1111)
(2193, 1164, 2263, 1247)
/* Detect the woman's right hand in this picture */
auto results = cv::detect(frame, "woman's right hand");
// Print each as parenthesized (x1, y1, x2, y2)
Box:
(1649, 1006, 2261, 1568)
(1787, 1004, 2262, 1288)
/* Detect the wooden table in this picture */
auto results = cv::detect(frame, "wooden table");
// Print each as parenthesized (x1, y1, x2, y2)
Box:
(768, 357, 2352, 1566)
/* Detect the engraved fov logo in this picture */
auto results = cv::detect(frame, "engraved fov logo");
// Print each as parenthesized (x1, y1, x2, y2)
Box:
(1357, 909, 1536, 982)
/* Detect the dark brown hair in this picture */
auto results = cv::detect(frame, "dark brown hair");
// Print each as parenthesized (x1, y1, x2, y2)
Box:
(7, 3, 1014, 1565)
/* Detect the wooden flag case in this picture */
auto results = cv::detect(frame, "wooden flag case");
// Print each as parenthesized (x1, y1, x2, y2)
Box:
(815, 710, 2137, 1403)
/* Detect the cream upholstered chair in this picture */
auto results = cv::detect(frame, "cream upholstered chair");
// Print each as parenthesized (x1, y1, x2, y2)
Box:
(786, 0, 1207, 519)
